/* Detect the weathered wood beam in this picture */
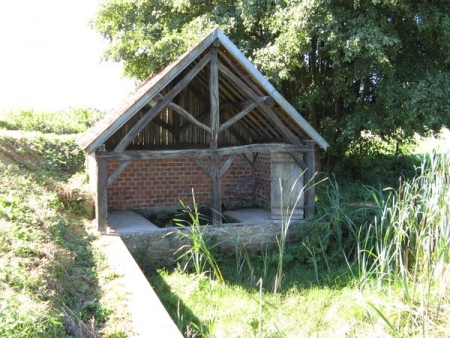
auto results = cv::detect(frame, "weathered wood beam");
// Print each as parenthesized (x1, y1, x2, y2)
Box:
(288, 151, 307, 170)
(219, 101, 257, 133)
(219, 115, 248, 144)
(179, 109, 209, 132)
(107, 160, 131, 186)
(191, 157, 212, 178)
(81, 29, 220, 154)
(216, 29, 329, 150)
(210, 47, 222, 225)
(304, 150, 316, 220)
(168, 102, 212, 134)
(114, 53, 211, 152)
(218, 63, 301, 146)
(94, 150, 108, 233)
(97, 143, 312, 160)
(217, 47, 265, 97)
(242, 152, 255, 168)
(219, 153, 236, 177)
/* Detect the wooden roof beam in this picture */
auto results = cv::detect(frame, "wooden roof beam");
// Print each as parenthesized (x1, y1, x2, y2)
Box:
(114, 53, 211, 152)
(218, 63, 301, 146)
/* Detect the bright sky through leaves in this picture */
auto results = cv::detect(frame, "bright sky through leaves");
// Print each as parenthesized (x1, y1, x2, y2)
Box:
(0, 0, 135, 112)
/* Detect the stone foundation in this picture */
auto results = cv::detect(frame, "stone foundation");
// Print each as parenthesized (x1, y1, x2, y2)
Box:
(120, 221, 304, 270)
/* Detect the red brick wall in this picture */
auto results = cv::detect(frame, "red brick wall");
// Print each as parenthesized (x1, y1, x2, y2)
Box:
(254, 153, 271, 209)
(107, 154, 258, 210)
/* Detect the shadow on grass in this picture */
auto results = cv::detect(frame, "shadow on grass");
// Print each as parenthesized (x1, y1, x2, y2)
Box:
(145, 267, 207, 337)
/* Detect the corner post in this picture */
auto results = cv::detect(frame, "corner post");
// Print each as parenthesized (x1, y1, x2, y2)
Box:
(304, 142, 316, 220)
(210, 44, 221, 225)
(95, 146, 108, 233)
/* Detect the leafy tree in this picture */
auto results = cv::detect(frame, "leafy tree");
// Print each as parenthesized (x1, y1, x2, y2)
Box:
(93, 0, 450, 171)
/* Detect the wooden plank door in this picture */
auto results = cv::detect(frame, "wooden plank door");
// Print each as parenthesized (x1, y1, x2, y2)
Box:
(271, 153, 304, 220)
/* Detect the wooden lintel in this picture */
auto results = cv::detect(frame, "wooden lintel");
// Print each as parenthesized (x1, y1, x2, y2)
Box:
(114, 53, 211, 152)
(218, 63, 301, 145)
(168, 102, 212, 134)
(191, 157, 212, 178)
(97, 143, 311, 160)
(219, 153, 236, 177)
(219, 101, 257, 133)
(107, 160, 131, 186)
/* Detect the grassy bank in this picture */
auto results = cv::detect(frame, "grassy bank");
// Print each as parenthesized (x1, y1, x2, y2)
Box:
(0, 130, 130, 337)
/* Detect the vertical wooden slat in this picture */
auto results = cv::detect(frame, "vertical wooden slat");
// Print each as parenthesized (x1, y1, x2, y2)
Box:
(210, 46, 221, 225)
(304, 148, 316, 220)
(95, 150, 108, 233)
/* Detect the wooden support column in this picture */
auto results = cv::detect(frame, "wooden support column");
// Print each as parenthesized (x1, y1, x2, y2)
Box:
(210, 46, 221, 225)
(304, 147, 316, 220)
(95, 147, 108, 233)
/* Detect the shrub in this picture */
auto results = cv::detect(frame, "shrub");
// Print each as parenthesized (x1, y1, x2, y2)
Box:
(0, 107, 103, 134)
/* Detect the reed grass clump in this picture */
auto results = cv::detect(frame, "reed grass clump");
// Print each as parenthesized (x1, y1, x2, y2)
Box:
(355, 151, 450, 335)
(174, 192, 224, 284)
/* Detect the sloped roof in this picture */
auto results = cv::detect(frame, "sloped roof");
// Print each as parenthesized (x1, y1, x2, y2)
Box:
(78, 28, 329, 154)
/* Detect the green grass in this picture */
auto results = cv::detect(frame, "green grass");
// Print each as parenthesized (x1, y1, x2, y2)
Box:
(149, 264, 401, 337)
(147, 148, 450, 337)
(0, 131, 131, 337)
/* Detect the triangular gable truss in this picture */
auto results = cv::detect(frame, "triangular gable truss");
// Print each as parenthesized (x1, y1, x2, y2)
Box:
(78, 28, 329, 232)
(78, 28, 329, 154)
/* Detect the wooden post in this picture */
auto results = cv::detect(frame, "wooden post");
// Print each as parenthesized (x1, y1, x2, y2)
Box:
(95, 147, 108, 233)
(210, 45, 221, 225)
(304, 146, 316, 220)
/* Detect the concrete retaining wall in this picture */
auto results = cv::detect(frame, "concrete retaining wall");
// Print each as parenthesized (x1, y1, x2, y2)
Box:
(120, 221, 303, 269)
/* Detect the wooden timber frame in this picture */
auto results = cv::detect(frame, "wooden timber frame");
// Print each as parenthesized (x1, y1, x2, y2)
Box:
(78, 28, 329, 233)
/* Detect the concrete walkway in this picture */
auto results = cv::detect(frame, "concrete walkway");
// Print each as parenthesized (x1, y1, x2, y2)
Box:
(107, 211, 160, 235)
(224, 208, 272, 224)
(100, 233, 183, 337)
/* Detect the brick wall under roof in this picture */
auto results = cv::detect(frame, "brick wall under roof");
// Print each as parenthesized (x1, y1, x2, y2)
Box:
(106, 153, 271, 211)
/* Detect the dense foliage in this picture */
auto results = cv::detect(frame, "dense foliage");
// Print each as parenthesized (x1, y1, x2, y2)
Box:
(0, 107, 103, 134)
(93, 0, 450, 170)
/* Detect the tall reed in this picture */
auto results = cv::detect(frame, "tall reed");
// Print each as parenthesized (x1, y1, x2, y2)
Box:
(273, 171, 324, 293)
(174, 191, 224, 283)
(356, 150, 450, 335)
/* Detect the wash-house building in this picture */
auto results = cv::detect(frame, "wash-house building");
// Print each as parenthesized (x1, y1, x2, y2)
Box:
(77, 28, 329, 232)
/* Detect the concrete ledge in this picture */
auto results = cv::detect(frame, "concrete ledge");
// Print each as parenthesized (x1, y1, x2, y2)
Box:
(107, 211, 160, 235)
(121, 221, 304, 269)
(100, 234, 182, 338)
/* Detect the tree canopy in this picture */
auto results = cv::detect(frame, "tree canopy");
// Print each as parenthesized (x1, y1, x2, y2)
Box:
(93, 0, 450, 171)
